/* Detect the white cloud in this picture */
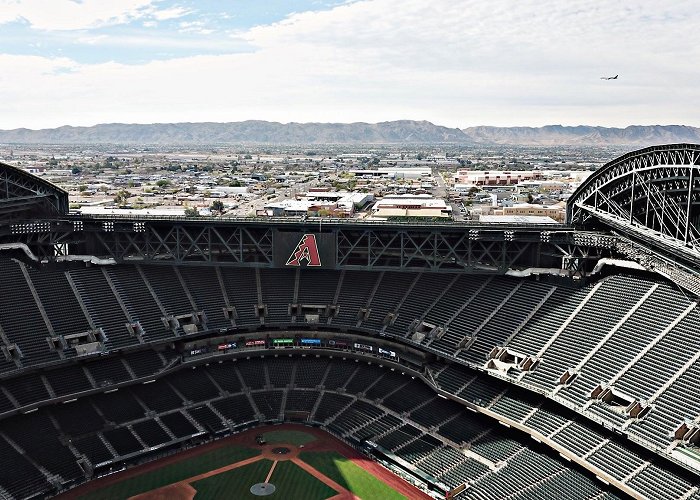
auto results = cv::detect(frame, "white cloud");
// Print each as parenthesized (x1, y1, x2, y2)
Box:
(178, 20, 214, 35)
(0, 0, 698, 128)
(151, 6, 192, 21)
(0, 0, 155, 30)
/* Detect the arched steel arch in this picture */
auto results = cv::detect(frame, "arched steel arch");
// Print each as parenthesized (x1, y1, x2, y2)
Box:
(0, 161, 69, 221)
(567, 143, 700, 258)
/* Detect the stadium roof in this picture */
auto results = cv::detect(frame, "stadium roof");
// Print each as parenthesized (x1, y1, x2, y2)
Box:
(567, 143, 700, 263)
(0, 161, 69, 221)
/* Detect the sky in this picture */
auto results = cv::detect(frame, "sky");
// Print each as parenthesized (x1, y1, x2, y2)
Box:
(0, 0, 698, 130)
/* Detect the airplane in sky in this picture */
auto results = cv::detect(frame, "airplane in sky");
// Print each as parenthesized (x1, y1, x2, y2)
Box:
(600, 75, 618, 80)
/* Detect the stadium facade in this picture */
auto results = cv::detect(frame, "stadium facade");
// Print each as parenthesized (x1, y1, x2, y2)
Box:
(0, 145, 698, 499)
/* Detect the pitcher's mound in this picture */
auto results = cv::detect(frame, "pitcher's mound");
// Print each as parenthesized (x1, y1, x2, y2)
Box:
(250, 482, 276, 496)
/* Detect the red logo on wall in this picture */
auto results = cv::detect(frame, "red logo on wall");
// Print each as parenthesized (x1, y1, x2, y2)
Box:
(286, 234, 322, 267)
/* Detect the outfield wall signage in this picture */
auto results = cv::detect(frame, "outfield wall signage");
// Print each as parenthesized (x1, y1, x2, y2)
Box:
(353, 342, 374, 352)
(217, 342, 237, 351)
(274, 231, 336, 268)
(378, 347, 397, 359)
(245, 339, 266, 347)
(327, 339, 348, 348)
(300, 338, 321, 346)
(272, 338, 294, 345)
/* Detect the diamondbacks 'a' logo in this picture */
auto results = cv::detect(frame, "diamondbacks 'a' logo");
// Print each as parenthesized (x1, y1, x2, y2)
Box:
(286, 234, 321, 267)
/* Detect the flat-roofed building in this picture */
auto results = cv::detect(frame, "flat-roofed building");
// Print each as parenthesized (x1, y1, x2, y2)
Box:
(477, 214, 559, 224)
(349, 167, 431, 179)
(371, 194, 452, 219)
(455, 170, 542, 186)
(260, 191, 373, 217)
(493, 202, 566, 222)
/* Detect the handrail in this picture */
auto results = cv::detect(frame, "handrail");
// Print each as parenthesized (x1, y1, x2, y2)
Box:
(48, 212, 570, 230)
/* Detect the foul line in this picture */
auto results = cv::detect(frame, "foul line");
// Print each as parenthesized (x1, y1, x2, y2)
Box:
(264, 460, 278, 483)
(291, 457, 359, 500)
(129, 454, 266, 499)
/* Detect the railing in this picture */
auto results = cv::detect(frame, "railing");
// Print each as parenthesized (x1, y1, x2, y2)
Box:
(56, 212, 570, 230)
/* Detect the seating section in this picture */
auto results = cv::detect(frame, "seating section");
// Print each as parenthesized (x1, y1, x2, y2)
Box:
(260, 269, 295, 323)
(0, 354, 694, 500)
(161, 411, 199, 438)
(133, 419, 171, 447)
(0, 258, 698, 499)
(73, 434, 114, 465)
(0, 259, 60, 366)
(422, 274, 487, 328)
(140, 266, 193, 319)
(206, 360, 243, 393)
(384, 273, 455, 336)
(26, 266, 91, 339)
(433, 278, 519, 354)
(266, 356, 296, 387)
(218, 267, 259, 327)
(284, 390, 319, 414)
(0, 436, 51, 499)
(3, 411, 84, 485)
(103, 427, 143, 456)
(333, 270, 379, 326)
(106, 267, 172, 341)
(252, 390, 283, 420)
(188, 405, 227, 434)
(294, 357, 329, 388)
(558, 283, 690, 407)
(4, 372, 50, 407)
(459, 281, 555, 363)
(463, 448, 605, 500)
(524, 276, 653, 388)
(212, 394, 256, 424)
(86, 355, 132, 387)
(362, 272, 416, 331)
(297, 269, 339, 306)
(178, 267, 230, 330)
(69, 267, 134, 349)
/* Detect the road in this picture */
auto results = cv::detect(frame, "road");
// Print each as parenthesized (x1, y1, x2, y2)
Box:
(432, 167, 464, 221)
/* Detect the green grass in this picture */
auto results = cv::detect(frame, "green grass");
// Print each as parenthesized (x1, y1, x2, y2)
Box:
(300, 451, 406, 500)
(268, 460, 336, 499)
(79, 431, 406, 500)
(192, 459, 336, 500)
(262, 429, 316, 446)
(192, 459, 272, 499)
(79, 446, 259, 500)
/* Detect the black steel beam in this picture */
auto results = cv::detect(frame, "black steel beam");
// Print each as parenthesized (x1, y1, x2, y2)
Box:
(0, 216, 618, 276)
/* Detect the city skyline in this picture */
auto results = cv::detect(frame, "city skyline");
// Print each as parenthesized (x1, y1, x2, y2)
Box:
(0, 0, 698, 130)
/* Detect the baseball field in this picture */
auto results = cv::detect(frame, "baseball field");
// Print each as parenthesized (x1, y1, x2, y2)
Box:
(60, 424, 432, 500)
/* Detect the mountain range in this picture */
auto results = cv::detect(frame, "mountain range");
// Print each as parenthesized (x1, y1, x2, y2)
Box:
(0, 121, 698, 146)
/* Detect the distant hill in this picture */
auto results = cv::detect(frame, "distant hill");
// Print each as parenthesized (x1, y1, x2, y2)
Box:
(0, 121, 698, 145)
(462, 124, 700, 146)
(0, 120, 465, 145)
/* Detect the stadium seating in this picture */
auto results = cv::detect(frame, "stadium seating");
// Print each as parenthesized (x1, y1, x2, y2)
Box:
(177, 266, 230, 330)
(0, 257, 699, 499)
(332, 270, 378, 326)
(260, 269, 296, 323)
(68, 266, 135, 349)
(0, 259, 60, 366)
(106, 266, 173, 341)
(0, 352, 695, 499)
(218, 267, 259, 327)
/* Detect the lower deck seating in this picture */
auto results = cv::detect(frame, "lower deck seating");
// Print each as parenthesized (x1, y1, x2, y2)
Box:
(0, 260, 697, 478)
(0, 256, 697, 499)
(0, 354, 653, 499)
